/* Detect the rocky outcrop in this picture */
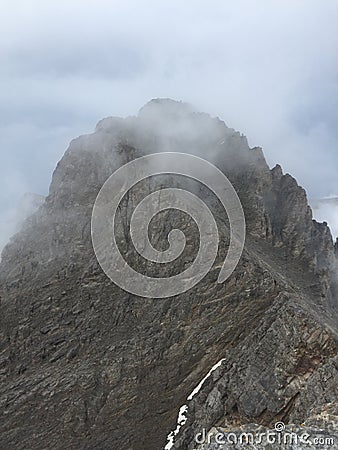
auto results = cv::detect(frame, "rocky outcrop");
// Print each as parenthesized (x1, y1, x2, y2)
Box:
(0, 99, 337, 450)
(172, 292, 338, 448)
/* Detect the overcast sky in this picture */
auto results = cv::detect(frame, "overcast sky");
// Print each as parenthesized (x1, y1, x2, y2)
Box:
(1, 0, 338, 245)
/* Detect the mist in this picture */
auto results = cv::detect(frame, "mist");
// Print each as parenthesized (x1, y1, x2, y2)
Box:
(311, 198, 338, 240)
(1, 0, 338, 249)
(0, 193, 45, 255)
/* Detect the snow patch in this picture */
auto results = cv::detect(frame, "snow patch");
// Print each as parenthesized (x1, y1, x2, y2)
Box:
(187, 358, 225, 401)
(164, 358, 225, 449)
(165, 404, 189, 450)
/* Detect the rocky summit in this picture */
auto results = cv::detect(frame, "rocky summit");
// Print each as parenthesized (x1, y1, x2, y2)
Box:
(0, 99, 337, 450)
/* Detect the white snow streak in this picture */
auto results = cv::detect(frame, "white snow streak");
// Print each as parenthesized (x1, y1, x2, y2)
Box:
(187, 358, 225, 401)
(164, 358, 225, 449)
(165, 404, 189, 449)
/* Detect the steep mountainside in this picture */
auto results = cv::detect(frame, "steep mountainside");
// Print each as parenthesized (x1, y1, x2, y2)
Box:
(0, 99, 337, 450)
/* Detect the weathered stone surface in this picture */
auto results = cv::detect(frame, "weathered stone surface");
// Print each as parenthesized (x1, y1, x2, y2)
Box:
(0, 99, 337, 449)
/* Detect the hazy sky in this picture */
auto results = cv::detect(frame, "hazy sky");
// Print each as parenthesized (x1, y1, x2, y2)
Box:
(1, 0, 338, 244)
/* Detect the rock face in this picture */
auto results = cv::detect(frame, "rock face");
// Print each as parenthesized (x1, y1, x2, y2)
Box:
(0, 99, 337, 450)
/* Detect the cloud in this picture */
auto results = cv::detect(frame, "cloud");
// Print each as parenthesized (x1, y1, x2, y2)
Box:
(311, 199, 338, 239)
(0, 192, 45, 254)
(0, 0, 338, 247)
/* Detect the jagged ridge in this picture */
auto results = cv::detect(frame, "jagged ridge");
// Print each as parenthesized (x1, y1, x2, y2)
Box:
(0, 99, 337, 450)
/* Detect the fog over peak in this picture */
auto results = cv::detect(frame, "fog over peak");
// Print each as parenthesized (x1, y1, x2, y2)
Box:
(0, 1, 337, 245)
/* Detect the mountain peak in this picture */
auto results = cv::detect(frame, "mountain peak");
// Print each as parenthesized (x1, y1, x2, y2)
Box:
(0, 101, 337, 450)
(138, 98, 196, 118)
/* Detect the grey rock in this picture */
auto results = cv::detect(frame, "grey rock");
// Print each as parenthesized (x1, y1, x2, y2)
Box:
(0, 99, 337, 450)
